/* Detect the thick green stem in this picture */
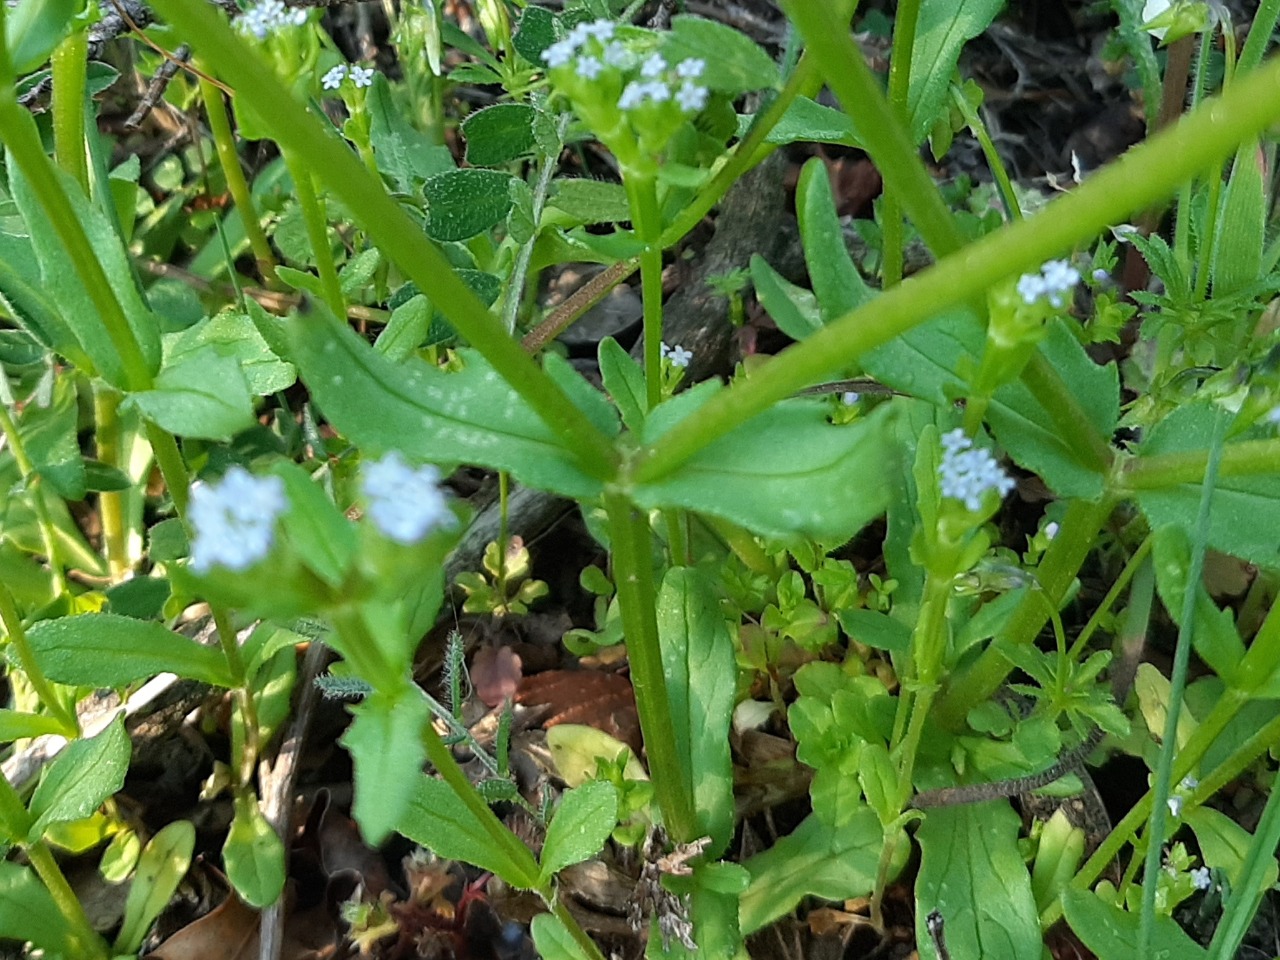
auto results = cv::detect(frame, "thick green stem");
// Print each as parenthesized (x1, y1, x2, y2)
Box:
(934, 497, 1112, 730)
(0, 402, 67, 596)
(1239, 0, 1280, 74)
(282, 149, 345, 319)
(145, 0, 617, 480)
(1120, 436, 1280, 488)
(625, 175, 665, 410)
(632, 50, 1280, 483)
(1019, 350, 1114, 472)
(604, 491, 696, 842)
(25, 841, 110, 960)
(93, 389, 129, 580)
(145, 422, 191, 517)
(0, 581, 77, 735)
(879, 0, 921, 288)
(197, 73, 277, 284)
(50, 29, 89, 192)
(891, 575, 951, 793)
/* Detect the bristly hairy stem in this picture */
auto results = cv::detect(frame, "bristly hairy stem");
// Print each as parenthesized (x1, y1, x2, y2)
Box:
(282, 149, 345, 320)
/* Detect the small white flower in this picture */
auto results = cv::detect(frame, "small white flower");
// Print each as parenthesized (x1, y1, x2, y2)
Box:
(349, 65, 375, 88)
(361, 452, 455, 545)
(618, 82, 645, 110)
(1179, 776, 1199, 791)
(1190, 866, 1212, 891)
(841, 391, 860, 406)
(640, 53, 667, 78)
(667, 345, 693, 368)
(564, 24, 591, 48)
(189, 467, 287, 573)
(1044, 521, 1060, 540)
(938, 428, 1015, 511)
(1266, 404, 1280, 426)
(238, 0, 307, 39)
(1167, 795, 1184, 818)
(575, 55, 604, 80)
(675, 58, 705, 79)
(321, 65, 347, 90)
(643, 80, 671, 103)
(1092, 268, 1110, 283)
(581, 19, 615, 42)
(542, 39, 577, 69)
(1017, 259, 1081, 307)
(603, 41, 633, 68)
(675, 81, 708, 113)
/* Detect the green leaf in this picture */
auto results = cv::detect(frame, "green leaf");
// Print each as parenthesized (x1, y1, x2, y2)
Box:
(423, 169, 515, 241)
(270, 461, 356, 588)
(530, 913, 593, 960)
(906, 0, 1005, 144)
(538, 781, 618, 885)
(165, 311, 296, 396)
(0, 708, 66, 741)
(5, 0, 77, 73)
(739, 808, 885, 935)
(126, 346, 256, 441)
(633, 397, 896, 541)
(147, 518, 189, 563)
(915, 802, 1040, 960)
(376, 293, 434, 361)
(750, 253, 824, 341)
(796, 157, 874, 321)
(737, 96, 863, 147)
(223, 793, 285, 908)
(287, 304, 615, 498)
(837, 608, 911, 654)
(29, 716, 130, 841)
(657, 567, 736, 856)
(1136, 401, 1280, 566)
(665, 15, 780, 94)
(0, 861, 78, 956)
(1186, 806, 1278, 890)
(22, 376, 86, 500)
(1061, 887, 1208, 960)
(598, 337, 646, 432)
(463, 103, 538, 166)
(513, 5, 558, 64)
(115, 820, 195, 954)
(341, 690, 429, 847)
(367, 74, 455, 192)
(547, 178, 633, 226)
(21, 613, 234, 687)
(8, 153, 161, 389)
(1211, 142, 1265, 297)
(398, 774, 539, 888)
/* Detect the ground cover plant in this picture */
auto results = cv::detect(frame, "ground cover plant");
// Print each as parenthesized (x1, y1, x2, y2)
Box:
(3, 0, 1280, 956)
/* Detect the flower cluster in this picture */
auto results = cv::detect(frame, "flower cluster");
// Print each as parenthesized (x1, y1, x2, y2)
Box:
(661, 342, 693, 368)
(189, 467, 287, 573)
(360, 452, 456, 545)
(938, 429, 1015, 511)
(1016, 259, 1081, 308)
(237, 0, 308, 39)
(541, 19, 709, 115)
(321, 63, 376, 91)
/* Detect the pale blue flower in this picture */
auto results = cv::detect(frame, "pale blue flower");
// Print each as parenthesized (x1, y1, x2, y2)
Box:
(938, 429, 1015, 511)
(675, 81, 708, 112)
(189, 467, 287, 573)
(321, 65, 347, 90)
(1190, 866, 1212, 891)
(640, 53, 667, 78)
(603, 42, 633, 68)
(349, 65, 376, 88)
(1167, 795, 1184, 818)
(580, 19, 615, 42)
(238, 0, 307, 39)
(841, 392, 860, 406)
(542, 39, 576, 68)
(361, 452, 455, 544)
(676, 58, 706, 79)
(1017, 259, 1081, 308)
(661, 342, 692, 368)
(576, 55, 604, 80)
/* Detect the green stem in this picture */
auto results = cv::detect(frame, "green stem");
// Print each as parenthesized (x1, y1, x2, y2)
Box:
(603, 491, 696, 842)
(1136, 409, 1224, 955)
(282, 149, 345, 319)
(93, 389, 128, 580)
(879, 0, 921, 288)
(0, 581, 77, 735)
(25, 840, 110, 960)
(1019, 350, 1114, 472)
(891, 575, 951, 790)
(212, 606, 261, 786)
(0, 402, 67, 596)
(951, 83, 1022, 220)
(0, 93, 153, 392)
(633, 51, 1280, 483)
(934, 497, 1112, 730)
(625, 175, 665, 410)
(145, 421, 191, 517)
(50, 29, 89, 192)
(144, 0, 617, 480)
(198, 73, 277, 284)
(1066, 535, 1153, 661)
(1239, 0, 1280, 75)
(502, 114, 568, 334)
(1120, 436, 1280, 488)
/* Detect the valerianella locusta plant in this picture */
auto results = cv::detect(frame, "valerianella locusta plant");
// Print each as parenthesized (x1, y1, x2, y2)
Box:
(361, 452, 456, 544)
(188, 467, 287, 573)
